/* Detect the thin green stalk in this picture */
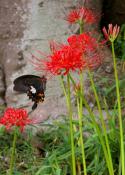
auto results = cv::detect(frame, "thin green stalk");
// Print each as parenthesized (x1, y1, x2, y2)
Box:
(69, 73, 87, 174)
(59, 76, 68, 103)
(69, 73, 112, 174)
(111, 42, 124, 175)
(67, 75, 76, 175)
(60, 75, 76, 175)
(82, 94, 113, 174)
(88, 69, 114, 175)
(77, 73, 87, 175)
(9, 128, 17, 175)
(79, 21, 84, 34)
(79, 20, 113, 174)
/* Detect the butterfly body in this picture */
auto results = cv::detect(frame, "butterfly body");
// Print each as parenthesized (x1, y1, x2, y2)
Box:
(13, 75, 47, 110)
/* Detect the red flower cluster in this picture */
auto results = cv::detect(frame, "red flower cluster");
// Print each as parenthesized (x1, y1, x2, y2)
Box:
(67, 33, 102, 69)
(67, 33, 98, 53)
(32, 6, 102, 76)
(0, 108, 32, 132)
(33, 33, 102, 75)
(66, 7, 96, 24)
(44, 44, 86, 75)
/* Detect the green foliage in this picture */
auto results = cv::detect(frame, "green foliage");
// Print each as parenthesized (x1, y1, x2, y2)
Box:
(0, 112, 124, 175)
(0, 130, 38, 175)
(94, 73, 125, 109)
(114, 24, 125, 60)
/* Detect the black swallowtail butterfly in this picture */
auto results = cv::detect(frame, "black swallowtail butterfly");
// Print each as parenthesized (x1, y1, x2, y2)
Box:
(13, 75, 47, 110)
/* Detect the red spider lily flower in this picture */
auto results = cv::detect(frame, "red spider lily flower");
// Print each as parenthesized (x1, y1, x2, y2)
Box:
(66, 7, 96, 24)
(0, 108, 32, 132)
(33, 33, 103, 75)
(44, 45, 86, 75)
(102, 24, 120, 42)
(67, 33, 103, 69)
(33, 42, 86, 76)
(67, 33, 98, 53)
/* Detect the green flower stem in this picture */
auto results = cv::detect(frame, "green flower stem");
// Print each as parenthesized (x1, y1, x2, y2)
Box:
(67, 75, 76, 175)
(77, 73, 87, 175)
(9, 128, 17, 175)
(111, 41, 124, 175)
(59, 76, 68, 103)
(88, 69, 114, 175)
(82, 93, 113, 174)
(70, 73, 113, 174)
(60, 75, 76, 175)
(80, 22, 83, 34)
(79, 20, 84, 34)
(79, 24, 87, 175)
(69, 73, 113, 174)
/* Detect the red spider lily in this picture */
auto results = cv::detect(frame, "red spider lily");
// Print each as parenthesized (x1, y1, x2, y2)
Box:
(33, 41, 87, 75)
(67, 33, 98, 53)
(33, 33, 103, 75)
(103, 24, 120, 42)
(67, 33, 103, 69)
(66, 7, 96, 24)
(43, 44, 86, 75)
(0, 108, 32, 132)
(31, 41, 64, 74)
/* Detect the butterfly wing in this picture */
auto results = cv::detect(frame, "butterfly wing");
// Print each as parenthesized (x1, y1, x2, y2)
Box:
(13, 75, 46, 93)
(13, 75, 47, 110)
